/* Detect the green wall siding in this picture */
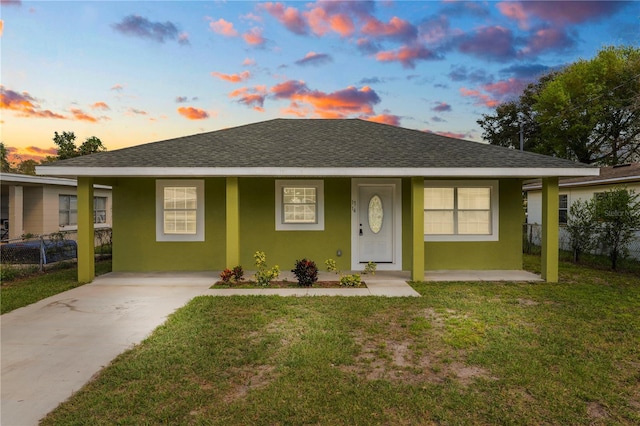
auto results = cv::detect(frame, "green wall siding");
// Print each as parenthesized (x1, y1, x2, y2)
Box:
(239, 178, 352, 271)
(112, 178, 226, 271)
(422, 179, 524, 270)
(110, 176, 523, 272)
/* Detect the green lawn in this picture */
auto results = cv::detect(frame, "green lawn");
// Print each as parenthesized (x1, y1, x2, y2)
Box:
(0, 260, 112, 314)
(32, 256, 640, 424)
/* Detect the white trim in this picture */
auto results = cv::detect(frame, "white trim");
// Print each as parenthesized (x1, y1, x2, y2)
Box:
(524, 175, 638, 191)
(275, 180, 325, 231)
(37, 166, 600, 178)
(155, 180, 205, 242)
(423, 180, 499, 242)
(351, 178, 402, 271)
(1, 172, 111, 189)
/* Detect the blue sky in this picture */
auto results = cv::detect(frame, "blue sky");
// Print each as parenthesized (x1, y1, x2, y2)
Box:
(1, 0, 638, 163)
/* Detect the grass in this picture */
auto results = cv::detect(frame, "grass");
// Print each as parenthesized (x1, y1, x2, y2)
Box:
(0, 260, 112, 314)
(39, 254, 640, 425)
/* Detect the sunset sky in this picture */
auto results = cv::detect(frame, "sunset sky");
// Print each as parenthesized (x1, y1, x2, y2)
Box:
(1, 0, 638, 164)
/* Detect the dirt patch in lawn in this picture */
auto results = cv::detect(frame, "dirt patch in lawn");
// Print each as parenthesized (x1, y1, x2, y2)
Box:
(342, 307, 497, 387)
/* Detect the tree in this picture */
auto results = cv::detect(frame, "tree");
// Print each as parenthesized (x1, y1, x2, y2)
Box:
(478, 46, 640, 165)
(593, 188, 640, 270)
(566, 198, 597, 262)
(14, 159, 38, 175)
(52, 131, 106, 160)
(477, 73, 558, 155)
(0, 142, 13, 172)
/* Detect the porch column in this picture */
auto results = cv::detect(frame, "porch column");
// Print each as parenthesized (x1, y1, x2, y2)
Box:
(411, 177, 424, 281)
(541, 177, 559, 282)
(77, 177, 95, 283)
(226, 177, 240, 267)
(8, 185, 24, 239)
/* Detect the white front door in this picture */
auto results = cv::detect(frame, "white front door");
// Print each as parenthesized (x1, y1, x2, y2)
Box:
(352, 179, 402, 270)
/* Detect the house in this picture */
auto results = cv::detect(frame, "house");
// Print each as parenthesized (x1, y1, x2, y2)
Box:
(523, 162, 640, 259)
(36, 119, 598, 283)
(0, 172, 112, 241)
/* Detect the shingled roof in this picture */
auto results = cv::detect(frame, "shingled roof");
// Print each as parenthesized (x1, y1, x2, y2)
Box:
(38, 119, 598, 178)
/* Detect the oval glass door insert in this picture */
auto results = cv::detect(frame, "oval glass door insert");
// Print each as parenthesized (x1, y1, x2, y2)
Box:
(368, 195, 383, 234)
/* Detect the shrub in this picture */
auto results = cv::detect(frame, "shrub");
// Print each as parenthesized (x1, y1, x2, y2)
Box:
(363, 261, 377, 275)
(340, 273, 361, 287)
(325, 258, 337, 273)
(253, 251, 279, 286)
(292, 259, 318, 287)
(232, 265, 244, 282)
(219, 265, 244, 284)
(220, 268, 234, 283)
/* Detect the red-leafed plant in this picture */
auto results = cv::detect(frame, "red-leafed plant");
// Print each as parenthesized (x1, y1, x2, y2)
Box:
(291, 259, 318, 287)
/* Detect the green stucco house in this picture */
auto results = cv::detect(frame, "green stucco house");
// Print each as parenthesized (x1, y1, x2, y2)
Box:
(37, 119, 598, 283)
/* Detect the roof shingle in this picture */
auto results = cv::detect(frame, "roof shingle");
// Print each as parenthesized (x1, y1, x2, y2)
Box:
(39, 118, 595, 174)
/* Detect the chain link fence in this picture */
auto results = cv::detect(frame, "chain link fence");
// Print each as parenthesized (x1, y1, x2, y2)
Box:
(0, 228, 112, 271)
(523, 223, 640, 261)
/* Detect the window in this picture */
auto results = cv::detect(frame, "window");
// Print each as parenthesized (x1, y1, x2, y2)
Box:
(275, 180, 324, 231)
(59, 195, 107, 227)
(59, 195, 78, 226)
(424, 180, 499, 242)
(94, 197, 107, 224)
(156, 180, 204, 242)
(559, 194, 568, 225)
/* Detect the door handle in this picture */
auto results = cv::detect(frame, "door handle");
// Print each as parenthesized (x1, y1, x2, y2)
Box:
(359, 224, 363, 236)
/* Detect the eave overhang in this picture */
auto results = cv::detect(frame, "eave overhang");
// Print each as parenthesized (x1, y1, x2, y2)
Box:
(36, 166, 601, 179)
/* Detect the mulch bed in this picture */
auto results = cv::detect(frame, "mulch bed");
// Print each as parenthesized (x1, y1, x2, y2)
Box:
(213, 280, 367, 289)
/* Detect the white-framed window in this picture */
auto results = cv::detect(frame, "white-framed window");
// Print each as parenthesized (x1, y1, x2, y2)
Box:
(559, 194, 568, 225)
(424, 180, 499, 242)
(94, 197, 107, 224)
(59, 195, 108, 227)
(59, 195, 78, 226)
(156, 180, 204, 242)
(275, 180, 324, 231)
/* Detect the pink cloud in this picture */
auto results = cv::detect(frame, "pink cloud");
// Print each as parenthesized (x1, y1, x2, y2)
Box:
(457, 26, 516, 61)
(279, 83, 381, 118)
(295, 51, 332, 66)
(520, 27, 573, 56)
(110, 84, 124, 91)
(242, 57, 256, 66)
(429, 130, 469, 139)
(211, 71, 251, 83)
(481, 78, 527, 98)
(229, 85, 267, 111)
(0, 20, 4, 37)
(177, 106, 209, 120)
(361, 16, 417, 42)
(261, 2, 307, 35)
(496, 2, 530, 29)
(0, 86, 66, 119)
(375, 44, 439, 69)
(304, 6, 355, 37)
(209, 18, 238, 37)
(364, 113, 401, 126)
(70, 108, 100, 122)
(271, 80, 308, 99)
(498, 1, 626, 27)
(243, 27, 265, 46)
(90, 101, 110, 110)
(432, 102, 452, 112)
(459, 87, 499, 108)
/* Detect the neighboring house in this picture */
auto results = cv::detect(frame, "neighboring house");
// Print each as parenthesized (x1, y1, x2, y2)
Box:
(524, 162, 640, 259)
(0, 172, 112, 240)
(37, 119, 598, 282)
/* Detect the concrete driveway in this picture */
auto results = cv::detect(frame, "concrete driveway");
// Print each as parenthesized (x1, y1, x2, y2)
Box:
(1, 272, 215, 426)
